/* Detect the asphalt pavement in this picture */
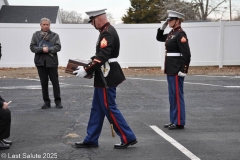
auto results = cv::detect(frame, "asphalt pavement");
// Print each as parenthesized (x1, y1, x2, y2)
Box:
(0, 74, 240, 160)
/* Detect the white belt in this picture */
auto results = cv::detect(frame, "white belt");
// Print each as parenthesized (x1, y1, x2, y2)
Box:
(108, 58, 117, 63)
(166, 53, 182, 56)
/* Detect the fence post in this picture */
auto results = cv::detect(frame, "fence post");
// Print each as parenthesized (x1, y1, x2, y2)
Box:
(219, 20, 225, 68)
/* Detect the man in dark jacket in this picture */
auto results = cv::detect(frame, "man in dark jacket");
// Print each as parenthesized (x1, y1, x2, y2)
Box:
(73, 9, 137, 149)
(30, 18, 63, 109)
(0, 44, 12, 150)
(0, 96, 12, 150)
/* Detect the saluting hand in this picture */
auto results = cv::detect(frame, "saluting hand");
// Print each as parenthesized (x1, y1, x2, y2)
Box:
(161, 20, 168, 30)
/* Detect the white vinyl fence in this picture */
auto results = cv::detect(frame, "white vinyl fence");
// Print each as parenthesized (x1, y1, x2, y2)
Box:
(0, 21, 240, 69)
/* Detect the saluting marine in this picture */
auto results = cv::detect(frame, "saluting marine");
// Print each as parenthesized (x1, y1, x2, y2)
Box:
(156, 10, 191, 129)
(73, 9, 137, 149)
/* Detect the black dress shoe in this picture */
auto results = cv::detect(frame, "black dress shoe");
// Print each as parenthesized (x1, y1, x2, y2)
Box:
(55, 103, 63, 109)
(164, 123, 173, 128)
(2, 139, 12, 145)
(41, 103, 51, 109)
(114, 140, 138, 149)
(75, 142, 98, 148)
(0, 140, 10, 150)
(168, 124, 184, 130)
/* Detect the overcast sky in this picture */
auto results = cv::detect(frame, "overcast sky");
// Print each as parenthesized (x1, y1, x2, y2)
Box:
(7, 0, 131, 23)
(7, 0, 240, 23)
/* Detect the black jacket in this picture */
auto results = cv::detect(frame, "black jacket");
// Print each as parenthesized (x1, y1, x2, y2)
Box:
(30, 30, 61, 67)
(156, 27, 191, 75)
(84, 23, 125, 87)
(0, 96, 5, 108)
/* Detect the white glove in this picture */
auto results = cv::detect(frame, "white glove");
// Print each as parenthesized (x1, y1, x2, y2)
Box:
(73, 66, 87, 78)
(178, 71, 186, 77)
(161, 20, 168, 30)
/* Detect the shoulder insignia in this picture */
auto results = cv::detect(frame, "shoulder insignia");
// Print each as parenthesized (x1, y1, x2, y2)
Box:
(100, 38, 108, 48)
(181, 37, 187, 43)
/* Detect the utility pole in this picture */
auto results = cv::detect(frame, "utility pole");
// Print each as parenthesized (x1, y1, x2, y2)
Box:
(229, 0, 232, 21)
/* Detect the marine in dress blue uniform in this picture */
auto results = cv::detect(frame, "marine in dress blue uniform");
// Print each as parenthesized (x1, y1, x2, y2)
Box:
(156, 10, 191, 129)
(73, 9, 137, 148)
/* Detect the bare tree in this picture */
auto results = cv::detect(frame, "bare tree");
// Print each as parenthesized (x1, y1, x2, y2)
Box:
(190, 0, 228, 20)
(107, 12, 115, 24)
(159, 0, 199, 21)
(61, 9, 83, 24)
(82, 17, 89, 24)
(233, 11, 240, 21)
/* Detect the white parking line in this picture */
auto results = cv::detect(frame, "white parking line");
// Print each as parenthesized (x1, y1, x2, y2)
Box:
(18, 78, 40, 81)
(224, 86, 240, 88)
(127, 77, 166, 82)
(150, 125, 201, 160)
(0, 85, 42, 89)
(127, 77, 240, 88)
(1, 78, 93, 89)
(193, 75, 240, 78)
(127, 77, 221, 87)
(193, 75, 233, 78)
(184, 82, 222, 87)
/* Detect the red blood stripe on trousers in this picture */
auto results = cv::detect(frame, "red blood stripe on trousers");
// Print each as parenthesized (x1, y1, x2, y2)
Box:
(103, 88, 127, 144)
(175, 75, 181, 125)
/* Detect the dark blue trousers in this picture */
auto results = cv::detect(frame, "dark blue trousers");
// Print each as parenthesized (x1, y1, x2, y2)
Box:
(84, 87, 136, 145)
(167, 75, 186, 126)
